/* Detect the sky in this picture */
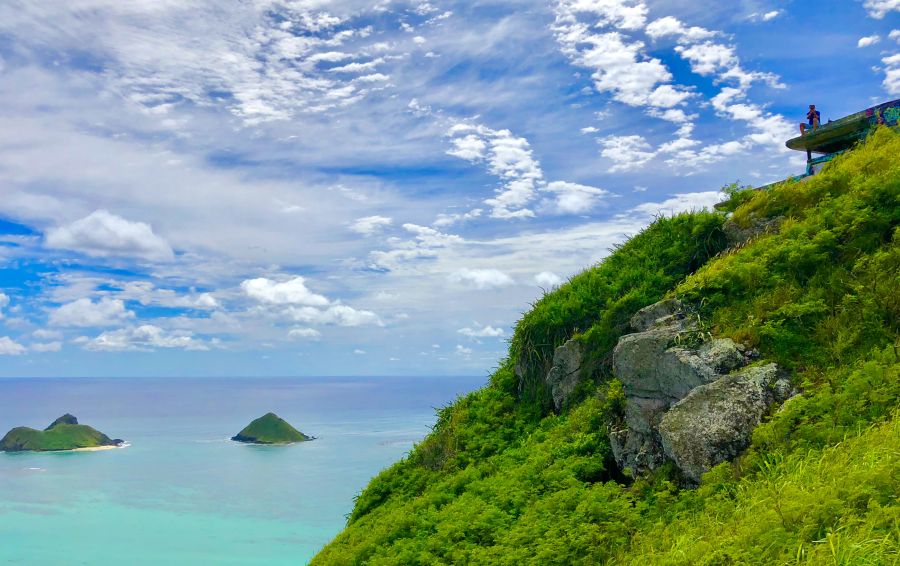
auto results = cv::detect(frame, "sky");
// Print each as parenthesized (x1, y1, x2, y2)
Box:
(0, 0, 897, 377)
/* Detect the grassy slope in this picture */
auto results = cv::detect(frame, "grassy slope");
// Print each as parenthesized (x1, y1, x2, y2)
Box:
(0, 423, 115, 451)
(314, 128, 900, 564)
(233, 413, 310, 444)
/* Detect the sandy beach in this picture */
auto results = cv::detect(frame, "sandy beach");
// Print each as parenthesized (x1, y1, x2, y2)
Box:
(68, 444, 128, 452)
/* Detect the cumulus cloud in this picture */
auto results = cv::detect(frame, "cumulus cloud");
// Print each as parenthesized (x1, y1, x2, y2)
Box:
(446, 124, 543, 219)
(80, 325, 212, 351)
(45, 210, 174, 261)
(49, 298, 135, 327)
(458, 325, 504, 337)
(545, 181, 609, 214)
(241, 277, 329, 306)
(858, 35, 881, 47)
(0, 292, 7, 318)
(118, 281, 218, 309)
(883, 53, 900, 94)
(455, 344, 472, 356)
(370, 223, 463, 270)
(535, 271, 563, 287)
(599, 135, 656, 172)
(646, 16, 716, 43)
(287, 305, 382, 327)
(0, 336, 26, 355)
(629, 191, 723, 217)
(446, 122, 612, 219)
(864, 0, 900, 19)
(890, 29, 900, 41)
(350, 215, 393, 235)
(449, 268, 514, 290)
(288, 327, 321, 339)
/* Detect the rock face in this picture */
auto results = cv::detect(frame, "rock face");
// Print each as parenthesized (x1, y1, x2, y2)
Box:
(0, 414, 121, 452)
(232, 412, 312, 444)
(610, 298, 791, 482)
(545, 339, 586, 411)
(658, 363, 793, 483)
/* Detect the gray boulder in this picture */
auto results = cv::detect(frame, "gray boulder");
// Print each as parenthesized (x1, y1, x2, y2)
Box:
(545, 339, 586, 411)
(629, 298, 683, 332)
(658, 363, 794, 483)
(609, 297, 762, 478)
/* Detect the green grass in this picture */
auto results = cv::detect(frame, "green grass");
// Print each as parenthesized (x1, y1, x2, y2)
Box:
(313, 127, 900, 564)
(232, 412, 311, 444)
(0, 416, 117, 451)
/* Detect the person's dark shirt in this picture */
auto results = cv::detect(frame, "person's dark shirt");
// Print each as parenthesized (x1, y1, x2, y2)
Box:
(807, 110, 821, 125)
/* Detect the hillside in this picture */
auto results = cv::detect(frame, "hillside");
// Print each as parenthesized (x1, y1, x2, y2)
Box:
(1, 414, 121, 452)
(314, 128, 900, 564)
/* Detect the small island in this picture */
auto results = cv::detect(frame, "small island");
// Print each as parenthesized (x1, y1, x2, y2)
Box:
(231, 412, 312, 445)
(0, 414, 124, 452)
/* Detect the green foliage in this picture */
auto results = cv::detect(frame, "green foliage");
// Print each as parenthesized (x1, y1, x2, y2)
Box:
(232, 412, 310, 444)
(0, 416, 116, 451)
(511, 211, 727, 409)
(314, 128, 900, 564)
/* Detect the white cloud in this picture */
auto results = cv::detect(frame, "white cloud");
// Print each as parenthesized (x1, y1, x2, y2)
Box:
(645, 16, 716, 43)
(31, 341, 62, 352)
(433, 208, 482, 228)
(118, 281, 218, 310)
(864, 0, 900, 19)
(354, 349, 366, 354)
(287, 305, 382, 327)
(0, 292, 7, 318)
(351, 215, 393, 235)
(49, 298, 135, 327)
(890, 29, 900, 41)
(241, 277, 329, 306)
(535, 271, 563, 287)
(455, 344, 472, 356)
(762, 10, 781, 21)
(458, 325, 504, 337)
(45, 209, 174, 261)
(883, 53, 900, 94)
(446, 124, 542, 219)
(545, 181, 609, 214)
(449, 268, 514, 290)
(858, 35, 881, 47)
(82, 325, 212, 351)
(580, 126, 599, 134)
(559, 0, 648, 30)
(0, 336, 26, 355)
(599, 135, 656, 172)
(288, 327, 321, 339)
(629, 191, 723, 217)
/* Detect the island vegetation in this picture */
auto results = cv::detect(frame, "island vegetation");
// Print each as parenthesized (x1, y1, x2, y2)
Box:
(314, 128, 900, 564)
(232, 412, 312, 444)
(0, 414, 123, 452)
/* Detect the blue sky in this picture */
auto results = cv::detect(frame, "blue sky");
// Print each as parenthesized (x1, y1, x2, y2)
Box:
(0, 0, 897, 377)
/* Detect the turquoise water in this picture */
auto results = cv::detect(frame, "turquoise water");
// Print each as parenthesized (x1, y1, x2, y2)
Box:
(0, 376, 483, 564)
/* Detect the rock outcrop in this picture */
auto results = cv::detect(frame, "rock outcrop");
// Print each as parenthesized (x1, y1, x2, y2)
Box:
(610, 298, 792, 482)
(544, 339, 586, 411)
(658, 363, 793, 482)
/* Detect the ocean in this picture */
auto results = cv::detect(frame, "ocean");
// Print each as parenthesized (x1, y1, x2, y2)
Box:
(0, 376, 484, 565)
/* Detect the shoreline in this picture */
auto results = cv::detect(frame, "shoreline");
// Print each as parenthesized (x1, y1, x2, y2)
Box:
(63, 442, 130, 453)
